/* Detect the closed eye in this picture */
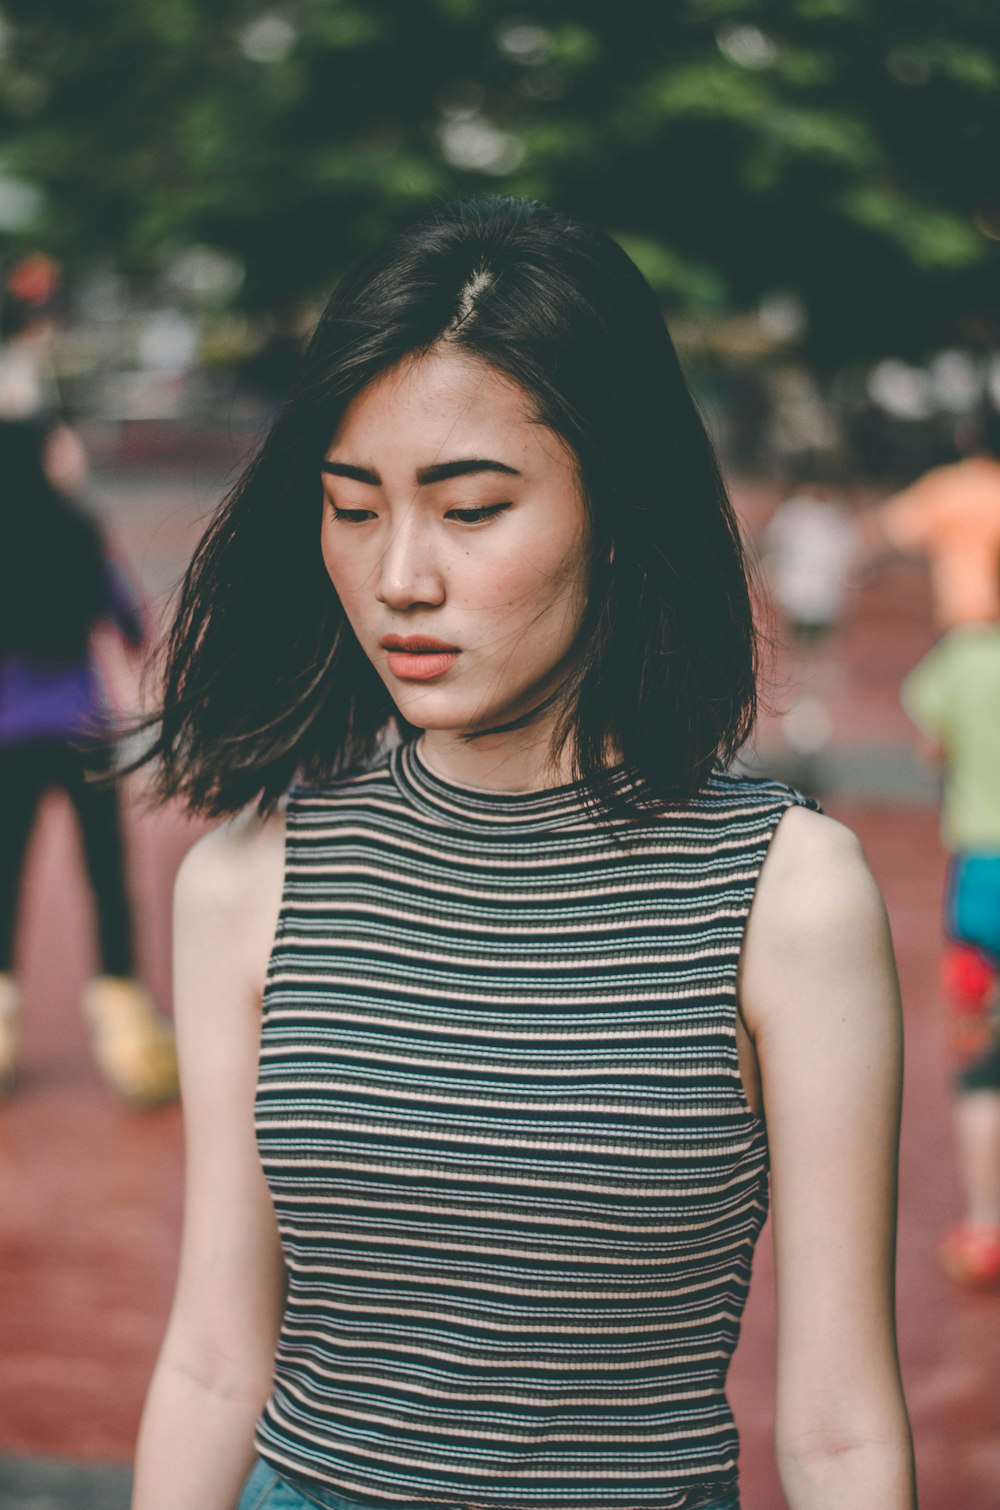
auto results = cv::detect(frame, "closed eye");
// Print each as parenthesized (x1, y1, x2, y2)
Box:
(329, 506, 377, 523)
(446, 502, 512, 525)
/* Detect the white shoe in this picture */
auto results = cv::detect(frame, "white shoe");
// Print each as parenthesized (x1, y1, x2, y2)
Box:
(82, 976, 180, 1107)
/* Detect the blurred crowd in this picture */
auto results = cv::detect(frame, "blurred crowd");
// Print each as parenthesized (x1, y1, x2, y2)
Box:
(759, 406, 1000, 1291)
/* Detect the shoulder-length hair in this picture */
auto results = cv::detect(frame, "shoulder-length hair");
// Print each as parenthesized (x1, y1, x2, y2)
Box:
(142, 196, 758, 818)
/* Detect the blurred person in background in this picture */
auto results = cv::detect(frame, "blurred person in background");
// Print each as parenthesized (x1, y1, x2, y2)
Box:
(0, 252, 63, 424)
(0, 418, 178, 1105)
(901, 584, 1000, 1288)
(132, 197, 914, 1510)
(0, 253, 90, 495)
(760, 452, 860, 771)
(869, 408, 1000, 631)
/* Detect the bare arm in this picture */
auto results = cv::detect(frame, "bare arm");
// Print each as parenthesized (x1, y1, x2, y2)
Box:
(913, 732, 945, 767)
(857, 470, 942, 570)
(739, 807, 916, 1508)
(132, 811, 287, 1510)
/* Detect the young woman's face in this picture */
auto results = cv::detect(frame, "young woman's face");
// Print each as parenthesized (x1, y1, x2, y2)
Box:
(320, 347, 592, 737)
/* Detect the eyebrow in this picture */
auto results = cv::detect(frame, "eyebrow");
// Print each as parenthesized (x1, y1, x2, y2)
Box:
(320, 458, 521, 486)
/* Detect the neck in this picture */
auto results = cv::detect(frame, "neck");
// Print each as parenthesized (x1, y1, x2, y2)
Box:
(417, 722, 577, 793)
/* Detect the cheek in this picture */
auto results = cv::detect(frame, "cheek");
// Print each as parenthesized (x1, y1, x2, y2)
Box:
(464, 517, 589, 612)
(320, 523, 363, 607)
(320, 523, 336, 585)
(485, 542, 589, 621)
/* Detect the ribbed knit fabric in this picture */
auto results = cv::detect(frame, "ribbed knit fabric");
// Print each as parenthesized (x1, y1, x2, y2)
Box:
(254, 740, 820, 1510)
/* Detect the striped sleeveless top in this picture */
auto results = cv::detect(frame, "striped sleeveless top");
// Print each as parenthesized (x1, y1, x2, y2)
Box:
(254, 740, 819, 1510)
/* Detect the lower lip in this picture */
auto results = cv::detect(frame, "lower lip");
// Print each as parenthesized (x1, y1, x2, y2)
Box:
(385, 649, 460, 681)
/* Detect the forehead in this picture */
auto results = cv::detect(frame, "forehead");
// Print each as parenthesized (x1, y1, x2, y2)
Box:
(328, 347, 569, 473)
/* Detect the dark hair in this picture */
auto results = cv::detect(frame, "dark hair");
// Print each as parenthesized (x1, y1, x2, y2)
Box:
(143, 196, 759, 819)
(0, 419, 107, 661)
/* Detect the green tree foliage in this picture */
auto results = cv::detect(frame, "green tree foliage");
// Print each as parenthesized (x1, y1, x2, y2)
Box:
(0, 0, 997, 358)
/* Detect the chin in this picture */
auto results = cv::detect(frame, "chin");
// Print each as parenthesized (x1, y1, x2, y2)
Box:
(392, 701, 496, 734)
(389, 686, 529, 736)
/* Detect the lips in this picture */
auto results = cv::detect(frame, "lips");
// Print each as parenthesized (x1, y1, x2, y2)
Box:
(380, 634, 461, 682)
(380, 635, 460, 653)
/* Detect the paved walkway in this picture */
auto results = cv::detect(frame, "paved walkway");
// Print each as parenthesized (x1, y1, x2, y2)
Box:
(1, 442, 995, 1508)
(0, 1453, 130, 1509)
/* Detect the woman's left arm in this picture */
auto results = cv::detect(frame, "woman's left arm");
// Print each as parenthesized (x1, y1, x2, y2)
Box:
(739, 806, 917, 1509)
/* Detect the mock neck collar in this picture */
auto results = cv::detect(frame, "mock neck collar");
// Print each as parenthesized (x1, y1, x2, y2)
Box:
(390, 737, 633, 834)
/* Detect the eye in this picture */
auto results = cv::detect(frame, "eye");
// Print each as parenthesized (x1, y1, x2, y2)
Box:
(329, 505, 377, 523)
(445, 502, 512, 525)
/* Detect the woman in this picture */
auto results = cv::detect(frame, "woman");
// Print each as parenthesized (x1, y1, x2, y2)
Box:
(0, 418, 177, 1103)
(132, 198, 915, 1509)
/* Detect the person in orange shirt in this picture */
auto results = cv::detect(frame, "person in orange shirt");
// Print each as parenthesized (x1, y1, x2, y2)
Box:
(872, 413, 1000, 629)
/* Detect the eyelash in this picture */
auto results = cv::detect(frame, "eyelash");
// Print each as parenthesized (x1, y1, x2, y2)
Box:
(329, 508, 376, 523)
(329, 502, 512, 526)
(448, 502, 511, 525)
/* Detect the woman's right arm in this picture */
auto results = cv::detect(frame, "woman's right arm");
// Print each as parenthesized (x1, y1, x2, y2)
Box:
(132, 810, 287, 1510)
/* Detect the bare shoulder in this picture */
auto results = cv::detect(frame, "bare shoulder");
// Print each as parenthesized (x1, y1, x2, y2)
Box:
(752, 804, 882, 931)
(739, 805, 895, 1034)
(174, 804, 287, 1001)
(175, 804, 286, 914)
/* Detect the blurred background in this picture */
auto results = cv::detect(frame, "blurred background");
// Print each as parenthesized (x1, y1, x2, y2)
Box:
(0, 2, 998, 1506)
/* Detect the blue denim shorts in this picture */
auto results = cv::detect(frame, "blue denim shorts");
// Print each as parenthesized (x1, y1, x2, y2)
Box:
(237, 1459, 739, 1510)
(238, 1458, 351, 1510)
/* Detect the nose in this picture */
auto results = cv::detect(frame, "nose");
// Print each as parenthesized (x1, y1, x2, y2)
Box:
(375, 513, 445, 610)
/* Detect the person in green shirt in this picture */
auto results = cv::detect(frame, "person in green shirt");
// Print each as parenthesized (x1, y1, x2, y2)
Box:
(902, 620, 1000, 1286)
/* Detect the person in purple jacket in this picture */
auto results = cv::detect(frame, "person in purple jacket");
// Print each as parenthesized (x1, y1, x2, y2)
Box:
(0, 418, 177, 1103)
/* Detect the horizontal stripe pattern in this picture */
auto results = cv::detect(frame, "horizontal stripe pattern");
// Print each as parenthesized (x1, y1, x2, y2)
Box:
(255, 741, 817, 1510)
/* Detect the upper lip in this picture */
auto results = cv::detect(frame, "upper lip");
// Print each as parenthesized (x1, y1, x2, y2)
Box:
(380, 634, 460, 652)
